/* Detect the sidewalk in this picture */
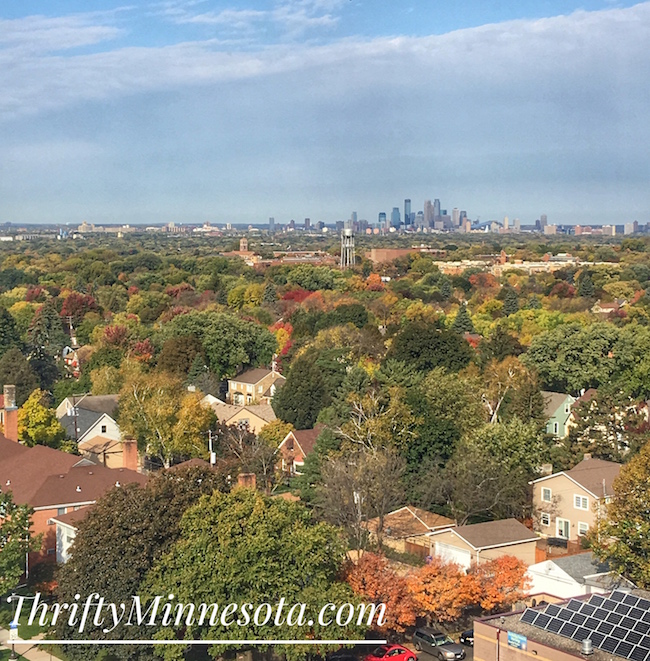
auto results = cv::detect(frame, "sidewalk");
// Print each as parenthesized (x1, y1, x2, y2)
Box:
(0, 627, 62, 660)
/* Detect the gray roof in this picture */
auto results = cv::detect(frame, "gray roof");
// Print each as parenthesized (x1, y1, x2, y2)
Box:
(567, 457, 621, 498)
(69, 394, 118, 416)
(60, 408, 104, 441)
(441, 518, 538, 549)
(552, 552, 610, 582)
(541, 391, 571, 418)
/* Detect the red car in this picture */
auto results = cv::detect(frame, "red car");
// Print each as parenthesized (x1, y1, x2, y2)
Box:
(364, 645, 416, 661)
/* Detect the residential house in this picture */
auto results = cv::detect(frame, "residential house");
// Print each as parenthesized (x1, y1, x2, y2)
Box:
(543, 391, 576, 438)
(0, 434, 146, 562)
(592, 299, 627, 316)
(203, 399, 277, 434)
(427, 518, 538, 569)
(277, 424, 324, 474)
(526, 551, 632, 599)
(366, 506, 454, 557)
(227, 368, 286, 405)
(531, 455, 621, 542)
(56, 394, 121, 445)
(50, 506, 90, 564)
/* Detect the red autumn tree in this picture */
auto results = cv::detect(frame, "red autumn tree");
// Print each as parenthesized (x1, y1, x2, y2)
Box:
(408, 557, 481, 624)
(469, 555, 530, 613)
(345, 553, 418, 633)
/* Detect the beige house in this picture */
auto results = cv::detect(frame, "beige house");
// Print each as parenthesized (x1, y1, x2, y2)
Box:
(427, 519, 538, 569)
(203, 399, 277, 434)
(531, 455, 621, 542)
(366, 506, 454, 557)
(227, 368, 286, 405)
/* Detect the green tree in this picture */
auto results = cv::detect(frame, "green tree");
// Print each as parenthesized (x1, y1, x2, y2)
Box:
(157, 334, 204, 377)
(0, 307, 21, 358)
(451, 304, 475, 333)
(286, 264, 336, 290)
(17, 388, 67, 448)
(55, 464, 227, 661)
(272, 348, 349, 429)
(263, 281, 278, 304)
(0, 491, 40, 594)
(387, 321, 473, 373)
(118, 373, 214, 467)
(592, 442, 650, 588)
(144, 489, 364, 661)
(502, 288, 519, 316)
(0, 347, 39, 406)
(26, 299, 67, 356)
(578, 272, 595, 298)
(478, 323, 523, 365)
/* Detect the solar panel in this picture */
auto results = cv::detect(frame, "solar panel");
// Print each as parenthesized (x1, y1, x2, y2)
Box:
(589, 632, 606, 648)
(631, 608, 645, 620)
(590, 595, 606, 607)
(639, 635, 650, 649)
(604, 599, 618, 610)
(571, 613, 587, 626)
(612, 626, 628, 640)
(624, 617, 638, 629)
(630, 647, 650, 661)
(638, 599, 650, 611)
(607, 612, 624, 625)
(544, 603, 560, 616)
(625, 596, 641, 608)
(611, 591, 628, 602)
(520, 609, 537, 624)
(560, 623, 578, 638)
(598, 621, 615, 635)
(581, 603, 597, 616)
(642, 611, 650, 624)
(634, 621, 650, 635)
(572, 627, 591, 641)
(626, 631, 643, 645)
(594, 608, 609, 620)
(534, 613, 551, 629)
(616, 641, 635, 657)
(585, 617, 600, 629)
(558, 609, 573, 622)
(567, 600, 583, 612)
(617, 604, 633, 616)
(601, 636, 619, 653)
(547, 618, 563, 634)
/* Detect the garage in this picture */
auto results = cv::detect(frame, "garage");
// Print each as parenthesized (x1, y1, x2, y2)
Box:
(434, 541, 472, 569)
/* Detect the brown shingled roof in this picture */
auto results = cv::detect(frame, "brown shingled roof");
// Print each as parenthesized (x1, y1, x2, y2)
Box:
(367, 506, 455, 538)
(50, 506, 92, 529)
(435, 519, 538, 550)
(567, 456, 621, 498)
(290, 424, 325, 456)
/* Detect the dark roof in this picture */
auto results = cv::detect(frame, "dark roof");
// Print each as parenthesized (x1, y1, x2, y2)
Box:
(290, 424, 325, 456)
(443, 519, 538, 549)
(60, 407, 105, 440)
(30, 464, 147, 508)
(552, 552, 611, 582)
(50, 506, 92, 529)
(71, 394, 119, 416)
(541, 391, 571, 418)
(566, 456, 621, 497)
(230, 368, 274, 385)
(0, 435, 29, 461)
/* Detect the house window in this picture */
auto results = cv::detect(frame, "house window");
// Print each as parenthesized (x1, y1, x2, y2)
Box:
(237, 419, 249, 430)
(553, 422, 559, 435)
(557, 518, 570, 538)
(565, 404, 570, 414)
(578, 522, 589, 536)
(574, 495, 589, 510)
(57, 507, 67, 516)
(247, 385, 253, 393)
(540, 513, 551, 527)
(47, 548, 56, 555)
(101, 425, 107, 434)
(542, 487, 552, 502)
(258, 386, 263, 393)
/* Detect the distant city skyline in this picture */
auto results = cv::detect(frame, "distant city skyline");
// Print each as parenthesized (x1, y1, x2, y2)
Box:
(1, 1, 649, 226)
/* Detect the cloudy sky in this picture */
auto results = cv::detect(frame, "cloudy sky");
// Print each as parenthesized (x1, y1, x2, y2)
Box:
(1, 1, 649, 226)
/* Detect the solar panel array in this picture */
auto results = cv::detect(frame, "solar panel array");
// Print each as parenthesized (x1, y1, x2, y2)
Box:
(520, 591, 650, 661)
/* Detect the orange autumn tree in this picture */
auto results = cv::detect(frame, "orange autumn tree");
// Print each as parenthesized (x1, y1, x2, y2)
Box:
(408, 556, 482, 623)
(469, 555, 530, 613)
(345, 553, 418, 633)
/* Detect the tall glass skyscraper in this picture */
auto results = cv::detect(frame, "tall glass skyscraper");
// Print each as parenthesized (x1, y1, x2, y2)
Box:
(391, 207, 401, 228)
(404, 199, 411, 226)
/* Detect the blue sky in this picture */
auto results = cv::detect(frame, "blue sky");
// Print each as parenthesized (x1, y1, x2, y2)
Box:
(1, 1, 649, 226)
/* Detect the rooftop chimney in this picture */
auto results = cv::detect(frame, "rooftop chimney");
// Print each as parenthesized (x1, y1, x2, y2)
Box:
(3, 384, 18, 442)
(122, 438, 139, 472)
(236, 473, 257, 490)
(584, 453, 592, 461)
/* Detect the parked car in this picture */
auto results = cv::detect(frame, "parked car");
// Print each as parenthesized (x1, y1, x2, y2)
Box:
(460, 630, 473, 647)
(363, 644, 416, 661)
(412, 628, 466, 660)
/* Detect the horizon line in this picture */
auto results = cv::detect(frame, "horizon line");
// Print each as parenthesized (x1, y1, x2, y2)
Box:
(14, 639, 386, 646)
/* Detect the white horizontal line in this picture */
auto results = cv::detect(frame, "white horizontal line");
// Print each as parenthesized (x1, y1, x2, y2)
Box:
(15, 640, 385, 646)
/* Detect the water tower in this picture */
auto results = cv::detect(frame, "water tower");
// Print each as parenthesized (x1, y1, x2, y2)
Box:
(340, 228, 355, 269)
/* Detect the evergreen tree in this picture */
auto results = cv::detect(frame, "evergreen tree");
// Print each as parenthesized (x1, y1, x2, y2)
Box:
(263, 281, 277, 304)
(440, 277, 453, 300)
(28, 346, 60, 391)
(503, 287, 520, 316)
(0, 347, 39, 406)
(0, 308, 21, 359)
(578, 272, 596, 298)
(27, 299, 67, 356)
(451, 304, 475, 334)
